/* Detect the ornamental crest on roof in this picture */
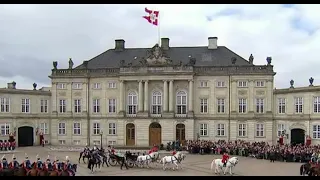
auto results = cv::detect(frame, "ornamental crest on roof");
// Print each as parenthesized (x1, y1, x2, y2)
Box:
(140, 44, 172, 66)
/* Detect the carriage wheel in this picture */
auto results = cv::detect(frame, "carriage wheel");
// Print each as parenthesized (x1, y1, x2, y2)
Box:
(108, 158, 118, 166)
(126, 160, 134, 168)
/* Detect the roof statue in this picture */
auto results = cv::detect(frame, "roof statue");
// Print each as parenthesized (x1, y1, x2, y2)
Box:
(143, 44, 172, 66)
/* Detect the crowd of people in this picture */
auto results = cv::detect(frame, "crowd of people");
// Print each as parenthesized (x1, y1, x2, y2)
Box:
(185, 140, 320, 163)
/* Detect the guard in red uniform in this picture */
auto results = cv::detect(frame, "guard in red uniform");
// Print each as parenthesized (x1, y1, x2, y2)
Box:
(222, 152, 229, 167)
(149, 144, 158, 154)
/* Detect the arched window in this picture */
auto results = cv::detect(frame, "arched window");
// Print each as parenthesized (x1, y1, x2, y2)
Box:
(151, 91, 162, 114)
(176, 91, 187, 114)
(128, 91, 137, 114)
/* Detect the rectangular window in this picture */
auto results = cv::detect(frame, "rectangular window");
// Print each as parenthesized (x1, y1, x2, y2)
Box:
(72, 83, 82, 89)
(151, 92, 162, 114)
(217, 81, 225, 87)
(313, 125, 320, 139)
(0, 123, 10, 136)
(295, 97, 303, 113)
(58, 122, 66, 135)
(176, 92, 187, 114)
(108, 99, 116, 113)
(73, 122, 81, 135)
(256, 81, 265, 87)
(93, 122, 100, 135)
(22, 98, 30, 113)
(59, 99, 66, 113)
(217, 124, 225, 136)
(238, 123, 247, 137)
(108, 82, 116, 88)
(108, 141, 116, 145)
(256, 123, 264, 137)
(93, 99, 100, 113)
(199, 123, 208, 136)
(278, 98, 286, 114)
(217, 98, 225, 113)
(108, 123, 116, 135)
(39, 123, 49, 134)
(57, 83, 66, 89)
(200, 81, 208, 87)
(93, 83, 101, 89)
(200, 99, 208, 113)
(74, 99, 81, 113)
(256, 98, 264, 113)
(277, 124, 285, 137)
(40, 99, 48, 113)
(128, 93, 137, 115)
(314, 97, 320, 113)
(0, 98, 10, 113)
(238, 81, 247, 87)
(73, 140, 81, 145)
(59, 140, 66, 145)
(238, 98, 247, 113)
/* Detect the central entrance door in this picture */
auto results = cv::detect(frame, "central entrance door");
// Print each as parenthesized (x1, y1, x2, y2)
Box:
(149, 122, 161, 146)
(176, 124, 185, 145)
(18, 126, 34, 147)
(291, 128, 305, 145)
(126, 123, 135, 146)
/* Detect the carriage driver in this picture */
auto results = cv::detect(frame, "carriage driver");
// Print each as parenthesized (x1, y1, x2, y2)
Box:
(35, 154, 44, 169)
(24, 153, 32, 169)
(64, 156, 75, 176)
(9, 154, 19, 169)
(149, 144, 158, 154)
(1, 155, 9, 169)
(222, 152, 230, 167)
(84, 143, 89, 152)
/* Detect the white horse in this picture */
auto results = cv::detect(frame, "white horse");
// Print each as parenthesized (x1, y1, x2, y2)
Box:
(137, 152, 160, 168)
(210, 157, 239, 175)
(159, 151, 184, 170)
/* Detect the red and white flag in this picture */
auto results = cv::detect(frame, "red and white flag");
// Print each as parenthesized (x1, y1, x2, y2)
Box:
(143, 7, 159, 26)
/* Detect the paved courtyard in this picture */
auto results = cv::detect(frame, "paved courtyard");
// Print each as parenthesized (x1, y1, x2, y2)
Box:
(2, 146, 301, 176)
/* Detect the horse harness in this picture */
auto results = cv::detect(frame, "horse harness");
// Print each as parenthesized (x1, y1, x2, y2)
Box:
(170, 155, 181, 163)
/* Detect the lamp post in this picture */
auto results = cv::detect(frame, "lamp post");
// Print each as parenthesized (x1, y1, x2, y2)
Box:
(99, 131, 103, 149)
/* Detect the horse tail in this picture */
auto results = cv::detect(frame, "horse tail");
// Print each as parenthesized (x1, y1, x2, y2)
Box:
(210, 159, 215, 171)
(300, 165, 304, 175)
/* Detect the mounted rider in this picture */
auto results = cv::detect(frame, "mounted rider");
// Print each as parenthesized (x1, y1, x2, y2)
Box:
(311, 151, 318, 163)
(64, 156, 75, 176)
(53, 157, 62, 171)
(23, 153, 32, 169)
(1, 155, 9, 169)
(107, 145, 115, 154)
(45, 155, 53, 171)
(35, 154, 44, 170)
(222, 152, 230, 167)
(9, 154, 19, 169)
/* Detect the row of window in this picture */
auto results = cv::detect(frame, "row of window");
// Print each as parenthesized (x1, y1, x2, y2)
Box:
(196, 80, 266, 88)
(278, 97, 320, 114)
(56, 122, 116, 135)
(57, 139, 117, 146)
(57, 82, 116, 90)
(0, 98, 49, 113)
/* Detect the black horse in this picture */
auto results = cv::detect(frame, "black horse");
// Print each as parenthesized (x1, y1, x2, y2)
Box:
(87, 152, 103, 173)
(300, 162, 313, 176)
(78, 149, 90, 164)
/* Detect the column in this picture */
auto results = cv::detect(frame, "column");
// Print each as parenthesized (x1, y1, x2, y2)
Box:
(231, 81, 237, 112)
(144, 80, 149, 112)
(169, 80, 174, 112)
(163, 80, 168, 112)
(248, 80, 254, 112)
(138, 80, 144, 112)
(188, 80, 193, 112)
(119, 80, 124, 112)
(267, 80, 273, 112)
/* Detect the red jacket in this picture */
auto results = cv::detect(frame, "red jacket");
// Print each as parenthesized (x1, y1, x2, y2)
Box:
(222, 154, 229, 162)
(172, 151, 177, 155)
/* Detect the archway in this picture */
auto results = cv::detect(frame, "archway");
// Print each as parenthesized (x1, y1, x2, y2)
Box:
(176, 124, 185, 145)
(18, 126, 34, 147)
(149, 122, 161, 146)
(126, 123, 135, 146)
(291, 128, 305, 145)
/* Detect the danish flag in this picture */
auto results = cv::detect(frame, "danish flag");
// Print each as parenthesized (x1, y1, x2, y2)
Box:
(143, 7, 159, 26)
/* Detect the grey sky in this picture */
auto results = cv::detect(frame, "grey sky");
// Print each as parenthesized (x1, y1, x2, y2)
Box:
(1, 4, 319, 89)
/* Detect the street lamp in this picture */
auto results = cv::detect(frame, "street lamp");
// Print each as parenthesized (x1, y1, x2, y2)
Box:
(99, 131, 103, 149)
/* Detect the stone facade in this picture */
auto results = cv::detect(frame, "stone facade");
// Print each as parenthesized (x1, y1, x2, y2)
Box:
(1, 37, 319, 147)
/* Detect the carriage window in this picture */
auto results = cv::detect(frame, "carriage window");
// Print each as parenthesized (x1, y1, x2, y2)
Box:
(128, 92, 137, 115)
(151, 91, 162, 114)
(176, 91, 187, 114)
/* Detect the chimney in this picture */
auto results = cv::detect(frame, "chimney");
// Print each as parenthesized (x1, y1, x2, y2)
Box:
(161, 38, 170, 50)
(7, 81, 16, 89)
(115, 39, 125, 51)
(208, 37, 218, 49)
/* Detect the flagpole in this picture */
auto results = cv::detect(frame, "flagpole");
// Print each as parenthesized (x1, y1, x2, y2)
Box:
(158, 12, 160, 46)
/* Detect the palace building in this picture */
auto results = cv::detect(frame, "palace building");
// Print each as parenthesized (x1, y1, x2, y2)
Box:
(0, 37, 319, 147)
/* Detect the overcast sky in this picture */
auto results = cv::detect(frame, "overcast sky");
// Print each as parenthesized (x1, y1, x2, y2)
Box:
(0, 4, 319, 89)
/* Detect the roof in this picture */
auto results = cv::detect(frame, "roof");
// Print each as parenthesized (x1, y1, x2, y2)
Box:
(75, 45, 251, 69)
